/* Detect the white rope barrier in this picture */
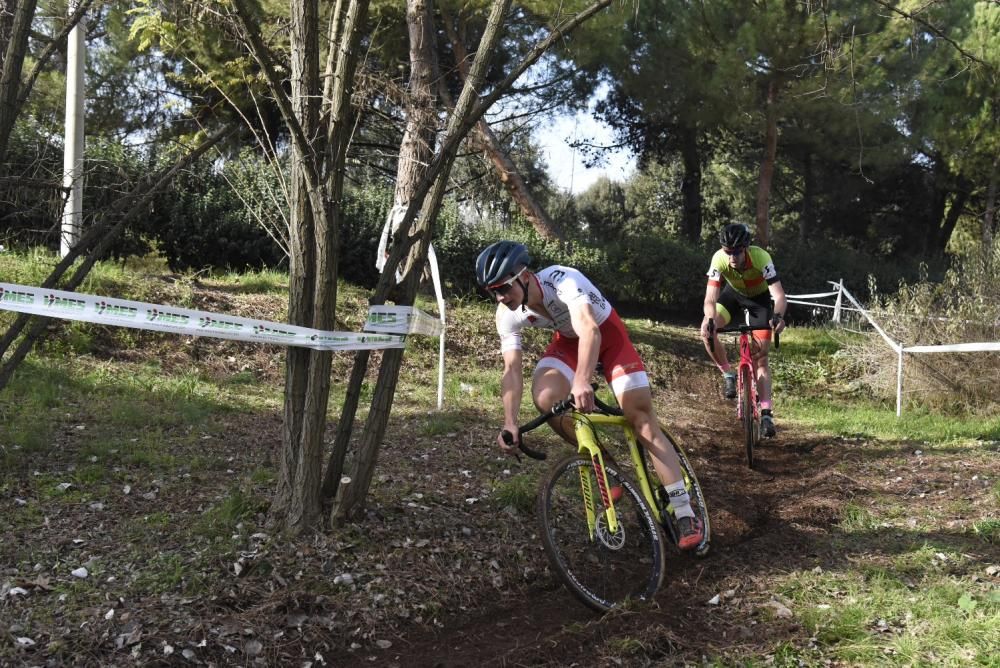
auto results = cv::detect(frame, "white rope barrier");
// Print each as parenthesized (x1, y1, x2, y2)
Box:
(785, 279, 999, 417)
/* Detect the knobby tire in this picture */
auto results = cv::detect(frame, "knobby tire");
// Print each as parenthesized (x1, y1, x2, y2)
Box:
(537, 454, 665, 612)
(740, 365, 756, 469)
(659, 427, 712, 557)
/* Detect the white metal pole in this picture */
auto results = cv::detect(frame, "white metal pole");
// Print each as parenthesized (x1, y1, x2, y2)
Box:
(61, 3, 86, 258)
(896, 349, 904, 417)
(833, 279, 843, 324)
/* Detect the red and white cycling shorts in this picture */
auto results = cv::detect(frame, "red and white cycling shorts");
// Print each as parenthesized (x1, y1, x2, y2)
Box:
(535, 309, 649, 395)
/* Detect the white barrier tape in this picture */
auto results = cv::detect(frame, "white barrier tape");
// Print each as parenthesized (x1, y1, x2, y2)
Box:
(0, 282, 447, 351)
(365, 305, 444, 337)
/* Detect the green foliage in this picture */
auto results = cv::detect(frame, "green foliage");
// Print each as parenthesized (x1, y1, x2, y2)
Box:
(492, 473, 537, 514)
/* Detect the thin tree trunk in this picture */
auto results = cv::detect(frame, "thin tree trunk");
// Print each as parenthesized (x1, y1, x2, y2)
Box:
(679, 126, 702, 242)
(755, 80, 778, 248)
(983, 150, 999, 265)
(331, 0, 440, 523)
(0, 0, 92, 168)
(320, 0, 369, 502)
(0, 0, 38, 166)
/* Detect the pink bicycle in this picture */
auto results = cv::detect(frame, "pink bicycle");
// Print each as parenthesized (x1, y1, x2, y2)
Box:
(709, 321, 778, 469)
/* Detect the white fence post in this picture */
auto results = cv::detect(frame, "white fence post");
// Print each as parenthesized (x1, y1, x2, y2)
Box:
(833, 279, 843, 324)
(896, 349, 904, 417)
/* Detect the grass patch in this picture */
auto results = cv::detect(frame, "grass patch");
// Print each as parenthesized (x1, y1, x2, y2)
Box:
(492, 473, 537, 514)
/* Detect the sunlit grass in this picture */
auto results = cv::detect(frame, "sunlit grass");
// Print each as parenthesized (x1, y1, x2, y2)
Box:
(783, 397, 1000, 442)
(777, 553, 1000, 666)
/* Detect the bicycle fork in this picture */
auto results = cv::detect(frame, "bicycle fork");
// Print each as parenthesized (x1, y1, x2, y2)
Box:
(736, 337, 759, 422)
(573, 420, 621, 539)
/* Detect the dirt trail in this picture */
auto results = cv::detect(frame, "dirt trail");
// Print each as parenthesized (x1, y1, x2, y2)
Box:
(340, 393, 857, 668)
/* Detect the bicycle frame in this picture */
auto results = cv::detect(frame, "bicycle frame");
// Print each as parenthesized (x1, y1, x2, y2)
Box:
(711, 319, 778, 468)
(567, 412, 666, 538)
(734, 331, 760, 425)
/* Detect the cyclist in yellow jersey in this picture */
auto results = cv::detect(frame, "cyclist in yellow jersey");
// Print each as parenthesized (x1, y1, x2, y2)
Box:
(699, 223, 787, 437)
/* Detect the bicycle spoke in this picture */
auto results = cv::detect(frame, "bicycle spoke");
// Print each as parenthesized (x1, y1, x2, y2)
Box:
(538, 455, 664, 611)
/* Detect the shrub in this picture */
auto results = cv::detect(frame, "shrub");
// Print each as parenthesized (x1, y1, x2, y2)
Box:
(836, 246, 1000, 413)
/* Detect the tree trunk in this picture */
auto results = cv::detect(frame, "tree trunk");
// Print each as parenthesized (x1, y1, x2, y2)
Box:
(983, 150, 999, 265)
(0, 0, 38, 166)
(679, 126, 702, 242)
(331, 0, 440, 523)
(0, 0, 91, 169)
(934, 180, 968, 256)
(755, 79, 779, 248)
(469, 122, 562, 240)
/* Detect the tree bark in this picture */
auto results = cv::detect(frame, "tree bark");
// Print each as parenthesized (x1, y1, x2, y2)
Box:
(934, 181, 968, 256)
(230, 0, 371, 535)
(679, 127, 702, 242)
(983, 150, 999, 265)
(331, 0, 440, 523)
(755, 80, 779, 248)
(0, 0, 39, 166)
(0, 0, 93, 168)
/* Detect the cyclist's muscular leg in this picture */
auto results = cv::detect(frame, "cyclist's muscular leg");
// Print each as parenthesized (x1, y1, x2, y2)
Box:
(532, 366, 577, 444)
(752, 340, 772, 405)
(618, 387, 684, 485)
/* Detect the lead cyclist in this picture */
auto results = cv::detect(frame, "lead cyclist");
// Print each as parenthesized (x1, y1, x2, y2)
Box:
(699, 223, 788, 437)
(476, 240, 705, 550)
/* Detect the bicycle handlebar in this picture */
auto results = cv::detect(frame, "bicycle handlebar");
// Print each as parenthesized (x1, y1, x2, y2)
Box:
(500, 387, 624, 461)
(707, 319, 780, 349)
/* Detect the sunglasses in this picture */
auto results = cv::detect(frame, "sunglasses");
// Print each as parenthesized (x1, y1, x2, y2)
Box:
(487, 271, 522, 296)
(722, 246, 746, 256)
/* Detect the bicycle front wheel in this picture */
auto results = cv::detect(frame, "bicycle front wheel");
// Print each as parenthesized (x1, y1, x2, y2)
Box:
(740, 365, 756, 469)
(537, 453, 666, 612)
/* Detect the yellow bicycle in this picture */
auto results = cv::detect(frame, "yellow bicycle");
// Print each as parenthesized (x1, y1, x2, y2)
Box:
(504, 392, 710, 611)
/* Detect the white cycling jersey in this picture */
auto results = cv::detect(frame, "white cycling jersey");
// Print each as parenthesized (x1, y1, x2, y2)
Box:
(496, 265, 613, 352)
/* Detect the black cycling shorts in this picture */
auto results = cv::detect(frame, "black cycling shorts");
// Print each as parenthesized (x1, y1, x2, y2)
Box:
(717, 284, 773, 329)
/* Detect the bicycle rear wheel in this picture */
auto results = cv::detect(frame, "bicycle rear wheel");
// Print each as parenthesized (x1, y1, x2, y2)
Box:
(740, 366, 756, 469)
(646, 424, 712, 557)
(537, 453, 665, 612)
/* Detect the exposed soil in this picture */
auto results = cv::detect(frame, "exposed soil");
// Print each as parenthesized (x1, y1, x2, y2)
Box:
(2, 284, 996, 667)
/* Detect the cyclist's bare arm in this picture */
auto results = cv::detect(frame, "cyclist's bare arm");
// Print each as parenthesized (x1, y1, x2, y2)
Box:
(499, 347, 524, 452)
(768, 280, 788, 334)
(567, 301, 600, 413)
(701, 282, 722, 338)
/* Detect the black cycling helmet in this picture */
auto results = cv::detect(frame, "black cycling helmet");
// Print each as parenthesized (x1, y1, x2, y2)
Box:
(719, 223, 752, 249)
(475, 240, 531, 288)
